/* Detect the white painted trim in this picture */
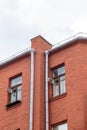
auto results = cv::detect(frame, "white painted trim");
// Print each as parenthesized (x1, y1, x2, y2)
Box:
(29, 49, 35, 130)
(45, 50, 49, 130)
(0, 48, 31, 66)
(49, 32, 87, 53)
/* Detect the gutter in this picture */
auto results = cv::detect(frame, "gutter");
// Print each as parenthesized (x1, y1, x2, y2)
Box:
(0, 48, 31, 66)
(48, 32, 87, 54)
(45, 50, 49, 130)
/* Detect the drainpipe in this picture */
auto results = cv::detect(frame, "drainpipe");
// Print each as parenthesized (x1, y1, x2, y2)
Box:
(45, 50, 49, 130)
(29, 48, 35, 130)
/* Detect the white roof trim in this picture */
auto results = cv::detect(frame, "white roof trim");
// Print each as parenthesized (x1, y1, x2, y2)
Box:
(1, 32, 87, 66)
(0, 48, 32, 66)
(49, 32, 87, 53)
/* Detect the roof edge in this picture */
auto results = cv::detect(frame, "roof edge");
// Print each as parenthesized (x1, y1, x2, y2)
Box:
(0, 48, 33, 67)
(48, 32, 87, 53)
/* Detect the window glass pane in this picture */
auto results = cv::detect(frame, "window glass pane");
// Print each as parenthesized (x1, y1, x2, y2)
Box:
(17, 86, 22, 100)
(18, 85, 22, 90)
(59, 123, 68, 130)
(53, 66, 65, 78)
(60, 80, 66, 94)
(11, 92, 16, 103)
(53, 126, 58, 130)
(58, 66, 65, 76)
(53, 80, 59, 97)
(11, 76, 22, 87)
(53, 69, 58, 78)
(17, 90, 21, 101)
(60, 76, 65, 81)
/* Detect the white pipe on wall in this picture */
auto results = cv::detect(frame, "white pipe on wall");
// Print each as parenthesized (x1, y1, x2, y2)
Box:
(29, 49, 35, 130)
(45, 50, 49, 130)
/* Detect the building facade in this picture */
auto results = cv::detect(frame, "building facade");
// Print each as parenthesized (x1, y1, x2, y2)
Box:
(0, 33, 87, 130)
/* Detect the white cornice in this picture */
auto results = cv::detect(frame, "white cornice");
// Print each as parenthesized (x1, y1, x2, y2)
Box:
(0, 48, 32, 67)
(49, 32, 87, 53)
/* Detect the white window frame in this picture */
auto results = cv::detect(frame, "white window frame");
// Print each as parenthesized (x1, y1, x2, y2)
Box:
(52, 65, 66, 97)
(9, 75, 22, 103)
(52, 122, 68, 130)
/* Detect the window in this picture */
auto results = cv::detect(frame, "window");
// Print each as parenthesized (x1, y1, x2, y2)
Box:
(8, 75, 22, 103)
(53, 122, 68, 130)
(53, 65, 66, 97)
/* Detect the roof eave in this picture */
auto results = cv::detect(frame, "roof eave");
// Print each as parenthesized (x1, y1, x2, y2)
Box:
(0, 48, 32, 67)
(48, 33, 87, 54)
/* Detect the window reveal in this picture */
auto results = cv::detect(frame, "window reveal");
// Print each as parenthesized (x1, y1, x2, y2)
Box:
(53, 122, 68, 130)
(9, 75, 22, 103)
(53, 65, 66, 97)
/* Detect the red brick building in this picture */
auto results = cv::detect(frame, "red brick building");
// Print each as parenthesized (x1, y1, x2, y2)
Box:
(0, 33, 87, 130)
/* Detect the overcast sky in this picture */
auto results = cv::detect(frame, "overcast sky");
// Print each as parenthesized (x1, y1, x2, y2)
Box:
(0, 0, 87, 60)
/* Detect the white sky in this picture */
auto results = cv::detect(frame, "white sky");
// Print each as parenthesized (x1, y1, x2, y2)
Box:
(0, 0, 87, 60)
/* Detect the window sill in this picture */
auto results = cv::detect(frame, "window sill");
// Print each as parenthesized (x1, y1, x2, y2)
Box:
(49, 93, 67, 102)
(6, 100, 21, 109)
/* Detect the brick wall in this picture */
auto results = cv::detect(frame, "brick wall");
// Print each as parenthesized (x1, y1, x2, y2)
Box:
(0, 55, 31, 130)
(0, 36, 87, 130)
(0, 36, 51, 130)
(48, 40, 87, 130)
(31, 36, 51, 130)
